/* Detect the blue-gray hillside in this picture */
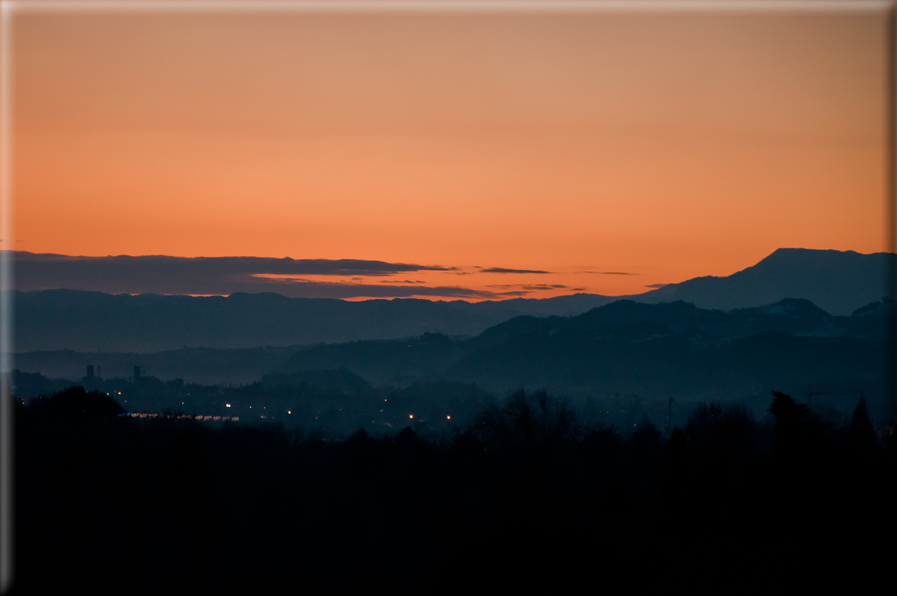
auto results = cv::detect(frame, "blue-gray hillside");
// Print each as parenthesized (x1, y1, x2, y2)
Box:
(635, 248, 892, 315)
(12, 297, 891, 418)
(274, 298, 890, 411)
(9, 248, 891, 352)
(11, 290, 538, 353)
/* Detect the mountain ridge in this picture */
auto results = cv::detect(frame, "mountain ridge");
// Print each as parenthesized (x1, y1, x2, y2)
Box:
(633, 247, 892, 315)
(14, 296, 888, 406)
(8, 247, 892, 352)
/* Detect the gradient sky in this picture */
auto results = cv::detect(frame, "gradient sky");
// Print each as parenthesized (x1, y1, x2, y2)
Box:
(8, 2, 890, 300)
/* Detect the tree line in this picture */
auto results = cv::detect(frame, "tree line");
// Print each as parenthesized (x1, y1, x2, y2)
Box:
(14, 386, 897, 594)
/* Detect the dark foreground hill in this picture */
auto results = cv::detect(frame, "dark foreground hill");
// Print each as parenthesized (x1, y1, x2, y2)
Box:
(14, 387, 897, 594)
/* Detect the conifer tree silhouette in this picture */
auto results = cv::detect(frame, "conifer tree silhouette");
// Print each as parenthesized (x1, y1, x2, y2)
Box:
(847, 394, 879, 457)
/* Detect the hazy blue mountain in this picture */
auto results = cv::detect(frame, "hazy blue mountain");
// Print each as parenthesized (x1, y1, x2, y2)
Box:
(10, 290, 532, 352)
(13, 297, 890, 419)
(11, 345, 302, 386)
(632, 248, 892, 315)
(275, 297, 890, 402)
(9, 248, 891, 352)
(9, 288, 619, 352)
(448, 297, 888, 393)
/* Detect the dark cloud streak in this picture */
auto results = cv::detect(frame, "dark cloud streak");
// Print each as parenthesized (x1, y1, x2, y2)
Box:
(487, 283, 569, 290)
(8, 251, 488, 299)
(480, 267, 552, 274)
(585, 271, 637, 275)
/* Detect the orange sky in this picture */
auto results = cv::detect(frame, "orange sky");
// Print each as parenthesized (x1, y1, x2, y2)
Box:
(8, 4, 890, 299)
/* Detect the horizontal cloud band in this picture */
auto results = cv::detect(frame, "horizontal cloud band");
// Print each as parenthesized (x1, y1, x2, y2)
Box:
(8, 252, 516, 299)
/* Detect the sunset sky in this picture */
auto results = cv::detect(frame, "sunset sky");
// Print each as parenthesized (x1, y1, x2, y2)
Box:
(6, 1, 891, 300)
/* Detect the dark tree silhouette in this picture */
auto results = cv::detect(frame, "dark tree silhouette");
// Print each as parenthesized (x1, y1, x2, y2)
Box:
(476, 389, 579, 454)
(768, 390, 810, 455)
(768, 390, 808, 425)
(847, 394, 879, 457)
(685, 402, 758, 464)
(28, 385, 126, 418)
(14, 384, 897, 595)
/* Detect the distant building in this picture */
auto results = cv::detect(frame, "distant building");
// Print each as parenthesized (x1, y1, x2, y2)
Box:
(82, 364, 99, 388)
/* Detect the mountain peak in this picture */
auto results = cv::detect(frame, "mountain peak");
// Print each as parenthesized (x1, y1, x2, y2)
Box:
(756, 247, 868, 266)
(636, 248, 889, 316)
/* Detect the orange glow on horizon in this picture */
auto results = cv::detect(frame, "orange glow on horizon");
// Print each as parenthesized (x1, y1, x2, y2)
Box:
(9, 10, 888, 300)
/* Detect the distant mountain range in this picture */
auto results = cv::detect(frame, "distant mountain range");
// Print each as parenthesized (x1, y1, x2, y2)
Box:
(274, 297, 889, 393)
(12, 297, 891, 417)
(9, 247, 893, 353)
